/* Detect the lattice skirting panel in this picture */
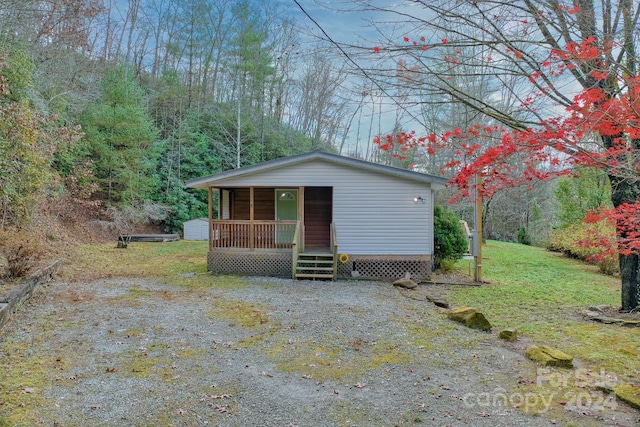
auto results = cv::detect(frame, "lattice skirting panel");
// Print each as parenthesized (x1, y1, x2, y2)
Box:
(208, 251, 292, 277)
(337, 256, 432, 281)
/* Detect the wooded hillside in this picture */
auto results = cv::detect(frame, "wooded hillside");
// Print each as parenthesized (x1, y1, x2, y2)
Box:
(0, 0, 355, 235)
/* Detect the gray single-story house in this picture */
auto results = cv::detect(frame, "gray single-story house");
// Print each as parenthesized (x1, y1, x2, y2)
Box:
(185, 151, 447, 280)
(183, 218, 209, 241)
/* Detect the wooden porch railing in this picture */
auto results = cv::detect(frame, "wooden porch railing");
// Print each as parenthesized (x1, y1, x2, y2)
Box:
(209, 220, 297, 250)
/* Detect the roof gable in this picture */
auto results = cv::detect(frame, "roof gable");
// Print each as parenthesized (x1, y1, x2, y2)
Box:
(185, 151, 448, 189)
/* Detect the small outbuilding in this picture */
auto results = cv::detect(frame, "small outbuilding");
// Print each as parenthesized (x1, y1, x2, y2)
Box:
(185, 151, 447, 280)
(183, 218, 209, 241)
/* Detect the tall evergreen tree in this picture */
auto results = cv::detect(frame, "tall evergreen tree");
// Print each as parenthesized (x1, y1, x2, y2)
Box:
(80, 67, 159, 205)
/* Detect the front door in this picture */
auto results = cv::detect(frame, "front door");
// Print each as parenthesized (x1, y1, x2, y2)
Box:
(304, 187, 332, 247)
(276, 189, 298, 244)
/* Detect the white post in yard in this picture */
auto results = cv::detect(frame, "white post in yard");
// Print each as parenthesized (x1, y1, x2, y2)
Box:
(474, 173, 483, 282)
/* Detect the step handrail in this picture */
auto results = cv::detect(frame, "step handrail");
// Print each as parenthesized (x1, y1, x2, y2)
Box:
(292, 221, 301, 279)
(330, 222, 338, 278)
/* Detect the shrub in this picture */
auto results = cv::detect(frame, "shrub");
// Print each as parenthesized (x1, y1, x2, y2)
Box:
(433, 205, 468, 270)
(0, 228, 47, 279)
(547, 219, 618, 275)
(517, 227, 531, 245)
(437, 257, 458, 273)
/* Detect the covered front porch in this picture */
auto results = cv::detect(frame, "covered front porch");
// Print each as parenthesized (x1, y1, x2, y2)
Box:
(205, 186, 337, 278)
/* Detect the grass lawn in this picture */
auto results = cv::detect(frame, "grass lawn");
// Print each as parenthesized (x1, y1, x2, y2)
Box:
(447, 240, 640, 384)
(59, 240, 246, 289)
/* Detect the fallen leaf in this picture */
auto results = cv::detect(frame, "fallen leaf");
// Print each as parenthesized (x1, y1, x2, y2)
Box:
(21, 387, 36, 394)
(105, 367, 117, 373)
(333, 389, 339, 395)
(212, 394, 232, 399)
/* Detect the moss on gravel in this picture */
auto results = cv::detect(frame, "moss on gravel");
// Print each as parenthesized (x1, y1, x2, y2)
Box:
(207, 299, 270, 328)
(615, 383, 640, 410)
(329, 401, 378, 425)
(0, 337, 52, 425)
(266, 337, 413, 383)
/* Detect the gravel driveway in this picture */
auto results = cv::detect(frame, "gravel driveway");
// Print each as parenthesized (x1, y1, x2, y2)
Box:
(1, 276, 637, 426)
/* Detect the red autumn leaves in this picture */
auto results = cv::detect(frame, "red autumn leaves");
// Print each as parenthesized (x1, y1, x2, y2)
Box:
(372, 31, 640, 255)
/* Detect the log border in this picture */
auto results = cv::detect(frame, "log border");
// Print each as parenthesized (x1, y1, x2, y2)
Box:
(0, 260, 60, 333)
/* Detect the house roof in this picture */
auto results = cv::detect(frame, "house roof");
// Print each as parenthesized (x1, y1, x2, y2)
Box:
(185, 151, 449, 190)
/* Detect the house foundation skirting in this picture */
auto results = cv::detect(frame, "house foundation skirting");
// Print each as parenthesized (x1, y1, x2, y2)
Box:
(207, 252, 432, 281)
(208, 251, 292, 277)
(337, 255, 432, 281)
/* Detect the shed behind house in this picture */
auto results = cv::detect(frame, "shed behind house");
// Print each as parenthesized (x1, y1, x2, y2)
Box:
(183, 218, 209, 241)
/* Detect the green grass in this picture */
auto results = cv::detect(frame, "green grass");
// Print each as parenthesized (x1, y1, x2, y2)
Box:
(59, 240, 246, 289)
(447, 240, 640, 381)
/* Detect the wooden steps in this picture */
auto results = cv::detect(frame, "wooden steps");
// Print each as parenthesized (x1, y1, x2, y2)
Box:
(295, 252, 335, 280)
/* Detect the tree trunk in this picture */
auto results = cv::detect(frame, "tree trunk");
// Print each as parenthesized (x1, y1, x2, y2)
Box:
(619, 254, 640, 312)
(610, 184, 640, 312)
(603, 129, 640, 312)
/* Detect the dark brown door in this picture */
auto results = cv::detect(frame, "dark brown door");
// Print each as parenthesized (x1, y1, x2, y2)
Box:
(304, 187, 332, 247)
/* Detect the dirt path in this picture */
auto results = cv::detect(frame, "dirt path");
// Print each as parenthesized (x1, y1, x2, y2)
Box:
(0, 277, 637, 426)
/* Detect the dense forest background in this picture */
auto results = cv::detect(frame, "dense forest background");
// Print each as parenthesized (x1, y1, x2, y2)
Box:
(0, 0, 610, 260)
(1, 0, 340, 234)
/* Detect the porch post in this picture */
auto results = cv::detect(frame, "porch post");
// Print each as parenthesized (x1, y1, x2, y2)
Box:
(249, 187, 255, 250)
(208, 186, 213, 251)
(298, 186, 304, 251)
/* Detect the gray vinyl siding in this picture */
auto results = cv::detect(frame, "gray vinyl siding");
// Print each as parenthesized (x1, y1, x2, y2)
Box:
(211, 161, 434, 255)
(183, 218, 209, 240)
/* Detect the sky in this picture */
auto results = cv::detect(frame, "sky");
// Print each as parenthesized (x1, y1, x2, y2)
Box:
(110, 0, 427, 157)
(280, 1, 423, 157)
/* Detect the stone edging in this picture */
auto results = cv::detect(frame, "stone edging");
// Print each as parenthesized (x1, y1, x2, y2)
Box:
(0, 260, 61, 333)
(583, 308, 640, 327)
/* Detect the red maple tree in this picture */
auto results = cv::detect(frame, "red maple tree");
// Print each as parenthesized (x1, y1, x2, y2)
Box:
(362, 1, 640, 311)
